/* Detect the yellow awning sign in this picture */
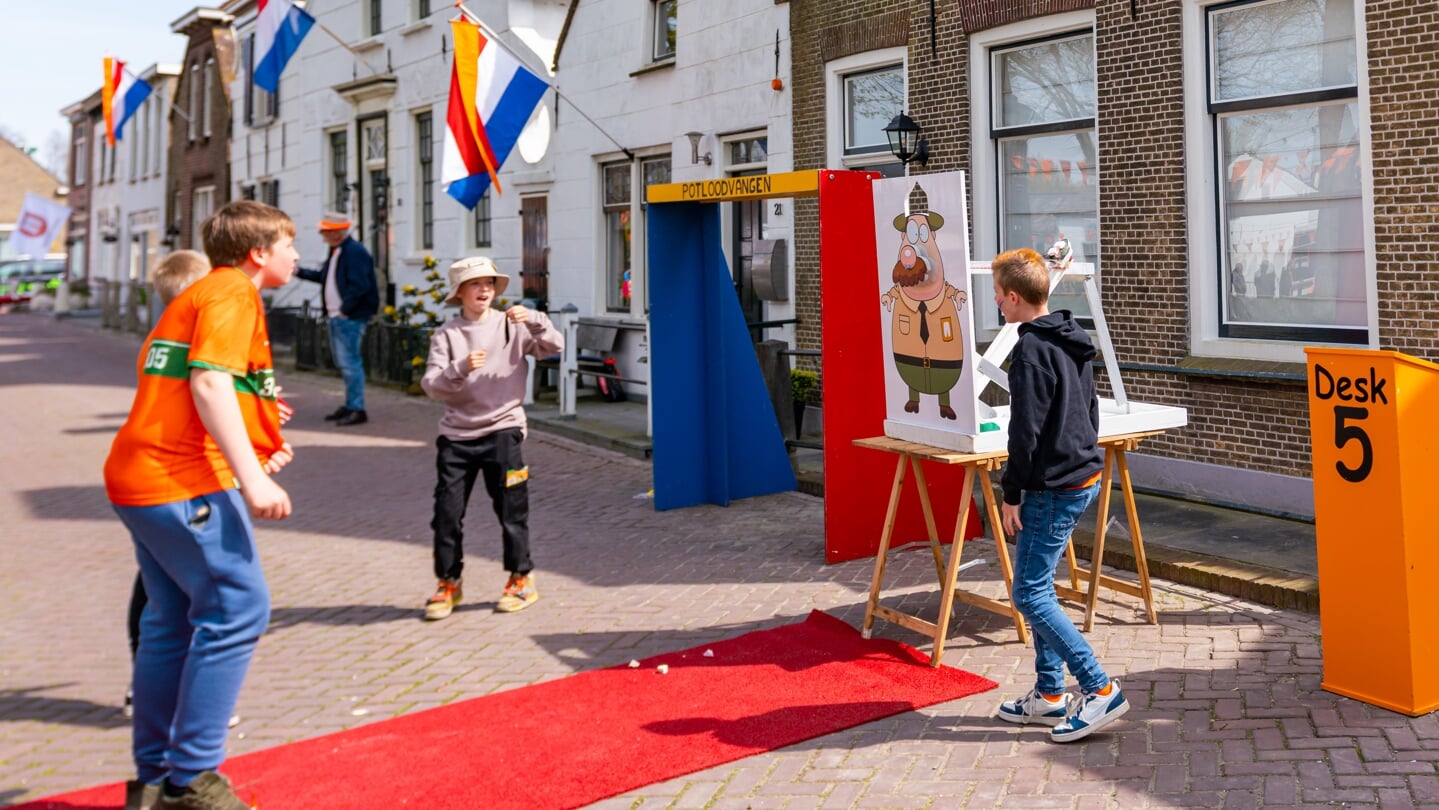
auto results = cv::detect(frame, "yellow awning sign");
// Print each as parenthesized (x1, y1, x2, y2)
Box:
(646, 170, 820, 203)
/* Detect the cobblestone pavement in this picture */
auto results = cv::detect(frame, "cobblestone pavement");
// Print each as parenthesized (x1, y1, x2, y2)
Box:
(2, 313, 1437, 809)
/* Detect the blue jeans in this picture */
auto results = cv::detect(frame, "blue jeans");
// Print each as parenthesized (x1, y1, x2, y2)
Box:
(113, 490, 270, 785)
(1010, 482, 1108, 695)
(328, 316, 367, 411)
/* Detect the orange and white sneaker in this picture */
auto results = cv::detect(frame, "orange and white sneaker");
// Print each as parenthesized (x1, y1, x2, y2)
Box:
(423, 579, 463, 621)
(496, 572, 538, 613)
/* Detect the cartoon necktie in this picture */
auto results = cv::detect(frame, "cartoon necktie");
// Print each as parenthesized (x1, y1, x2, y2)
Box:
(917, 301, 930, 344)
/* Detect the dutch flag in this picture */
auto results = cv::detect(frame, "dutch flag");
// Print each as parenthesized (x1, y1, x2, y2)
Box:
(441, 18, 549, 209)
(102, 58, 153, 146)
(253, 0, 315, 95)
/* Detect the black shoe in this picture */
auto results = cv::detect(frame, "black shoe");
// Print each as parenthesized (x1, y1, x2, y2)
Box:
(335, 409, 368, 427)
(323, 406, 352, 421)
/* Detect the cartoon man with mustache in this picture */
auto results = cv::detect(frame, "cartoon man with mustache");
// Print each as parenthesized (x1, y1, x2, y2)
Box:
(881, 211, 968, 420)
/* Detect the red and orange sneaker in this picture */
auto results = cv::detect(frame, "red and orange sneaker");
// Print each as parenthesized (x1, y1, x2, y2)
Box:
(423, 579, 463, 621)
(496, 572, 538, 613)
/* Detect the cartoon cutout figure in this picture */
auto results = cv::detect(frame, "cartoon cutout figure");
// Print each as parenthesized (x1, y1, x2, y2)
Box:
(881, 211, 968, 420)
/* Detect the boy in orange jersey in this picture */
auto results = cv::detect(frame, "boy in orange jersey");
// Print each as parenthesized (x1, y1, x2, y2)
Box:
(105, 200, 298, 810)
(123, 250, 211, 720)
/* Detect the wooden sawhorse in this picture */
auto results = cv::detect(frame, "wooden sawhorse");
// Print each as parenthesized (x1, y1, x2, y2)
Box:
(856, 430, 1165, 665)
(854, 436, 1029, 666)
(1055, 430, 1162, 631)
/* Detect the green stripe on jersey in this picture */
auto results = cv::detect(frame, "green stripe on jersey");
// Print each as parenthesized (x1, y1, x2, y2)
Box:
(141, 340, 277, 400)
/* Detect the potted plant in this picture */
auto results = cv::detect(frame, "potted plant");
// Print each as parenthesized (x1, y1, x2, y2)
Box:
(790, 368, 819, 439)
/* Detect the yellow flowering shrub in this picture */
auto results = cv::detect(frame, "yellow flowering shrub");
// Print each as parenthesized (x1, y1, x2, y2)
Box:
(383, 255, 449, 327)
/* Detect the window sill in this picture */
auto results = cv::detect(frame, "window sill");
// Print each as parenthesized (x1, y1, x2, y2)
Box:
(629, 58, 675, 78)
(1107, 355, 1307, 384)
(353, 36, 385, 53)
(400, 19, 432, 37)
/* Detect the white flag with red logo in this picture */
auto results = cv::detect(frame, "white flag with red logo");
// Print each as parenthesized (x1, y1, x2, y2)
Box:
(9, 192, 70, 258)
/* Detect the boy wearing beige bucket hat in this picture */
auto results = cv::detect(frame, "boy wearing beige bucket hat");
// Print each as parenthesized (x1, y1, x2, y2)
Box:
(418, 257, 564, 619)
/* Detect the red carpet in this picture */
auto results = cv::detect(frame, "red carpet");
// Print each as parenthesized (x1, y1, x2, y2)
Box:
(16, 611, 996, 810)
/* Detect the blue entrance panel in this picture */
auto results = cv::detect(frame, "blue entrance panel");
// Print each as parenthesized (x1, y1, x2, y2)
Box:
(647, 202, 797, 510)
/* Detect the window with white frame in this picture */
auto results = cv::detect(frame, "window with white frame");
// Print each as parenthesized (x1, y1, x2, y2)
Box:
(260, 179, 280, 207)
(203, 58, 215, 138)
(415, 111, 434, 250)
(993, 31, 1098, 323)
(329, 130, 349, 213)
(152, 93, 163, 176)
(93, 124, 104, 185)
(1209, 0, 1364, 344)
(845, 67, 902, 158)
(138, 98, 149, 178)
(602, 161, 632, 312)
(640, 155, 671, 312)
(189, 63, 200, 141)
(652, 0, 676, 62)
(192, 186, 215, 249)
(728, 137, 768, 167)
(416, 0, 431, 19)
(129, 110, 140, 181)
(74, 129, 87, 186)
(472, 190, 491, 248)
(245, 35, 278, 126)
(827, 52, 906, 178)
(366, 0, 382, 37)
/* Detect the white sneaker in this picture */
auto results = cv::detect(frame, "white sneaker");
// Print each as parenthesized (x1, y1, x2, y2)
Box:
(1051, 680, 1130, 742)
(996, 688, 1071, 726)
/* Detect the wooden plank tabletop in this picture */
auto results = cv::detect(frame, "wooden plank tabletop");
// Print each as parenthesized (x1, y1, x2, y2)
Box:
(851, 435, 1008, 465)
(853, 429, 1164, 464)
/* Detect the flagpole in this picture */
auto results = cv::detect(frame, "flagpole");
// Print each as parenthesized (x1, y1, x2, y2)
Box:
(452, 1, 635, 161)
(123, 65, 190, 123)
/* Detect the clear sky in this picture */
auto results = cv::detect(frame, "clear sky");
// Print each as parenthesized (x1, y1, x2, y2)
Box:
(1, 1, 207, 155)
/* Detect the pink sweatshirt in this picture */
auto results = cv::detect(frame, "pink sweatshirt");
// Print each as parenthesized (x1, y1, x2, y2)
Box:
(420, 309, 564, 440)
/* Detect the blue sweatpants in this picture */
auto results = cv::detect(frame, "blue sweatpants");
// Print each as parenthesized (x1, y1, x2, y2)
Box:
(113, 489, 270, 785)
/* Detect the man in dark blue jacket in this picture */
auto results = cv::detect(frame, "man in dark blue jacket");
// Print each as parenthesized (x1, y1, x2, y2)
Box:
(296, 212, 379, 426)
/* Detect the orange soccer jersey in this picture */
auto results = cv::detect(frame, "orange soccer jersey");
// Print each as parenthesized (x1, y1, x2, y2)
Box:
(104, 267, 285, 506)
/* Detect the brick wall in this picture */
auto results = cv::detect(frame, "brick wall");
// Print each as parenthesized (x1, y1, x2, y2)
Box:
(790, 0, 1439, 484)
(66, 112, 95, 280)
(1367, 0, 1439, 357)
(171, 26, 231, 252)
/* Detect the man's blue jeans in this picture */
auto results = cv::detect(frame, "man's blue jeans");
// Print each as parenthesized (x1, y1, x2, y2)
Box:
(114, 489, 270, 785)
(328, 316, 367, 411)
(1010, 481, 1109, 695)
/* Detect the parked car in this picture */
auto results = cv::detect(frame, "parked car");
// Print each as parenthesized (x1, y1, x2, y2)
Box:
(0, 257, 66, 305)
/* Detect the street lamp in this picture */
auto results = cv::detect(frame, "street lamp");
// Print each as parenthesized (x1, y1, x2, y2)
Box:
(884, 112, 929, 167)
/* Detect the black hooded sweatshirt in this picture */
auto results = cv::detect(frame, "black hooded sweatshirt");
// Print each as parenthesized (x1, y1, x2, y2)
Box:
(1001, 309, 1104, 506)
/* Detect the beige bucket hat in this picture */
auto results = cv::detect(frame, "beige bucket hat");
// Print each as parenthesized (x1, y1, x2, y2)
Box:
(446, 256, 509, 305)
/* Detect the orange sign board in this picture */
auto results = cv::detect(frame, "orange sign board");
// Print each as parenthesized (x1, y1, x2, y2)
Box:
(645, 170, 820, 204)
(1306, 347, 1439, 716)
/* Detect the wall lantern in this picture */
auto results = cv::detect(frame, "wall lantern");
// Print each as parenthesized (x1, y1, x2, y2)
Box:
(684, 131, 713, 166)
(884, 112, 929, 167)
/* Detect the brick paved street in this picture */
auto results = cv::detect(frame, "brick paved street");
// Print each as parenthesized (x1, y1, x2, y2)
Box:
(2, 313, 1436, 809)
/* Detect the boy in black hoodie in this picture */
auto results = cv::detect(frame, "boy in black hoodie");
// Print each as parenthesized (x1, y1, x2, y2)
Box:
(990, 247, 1129, 743)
